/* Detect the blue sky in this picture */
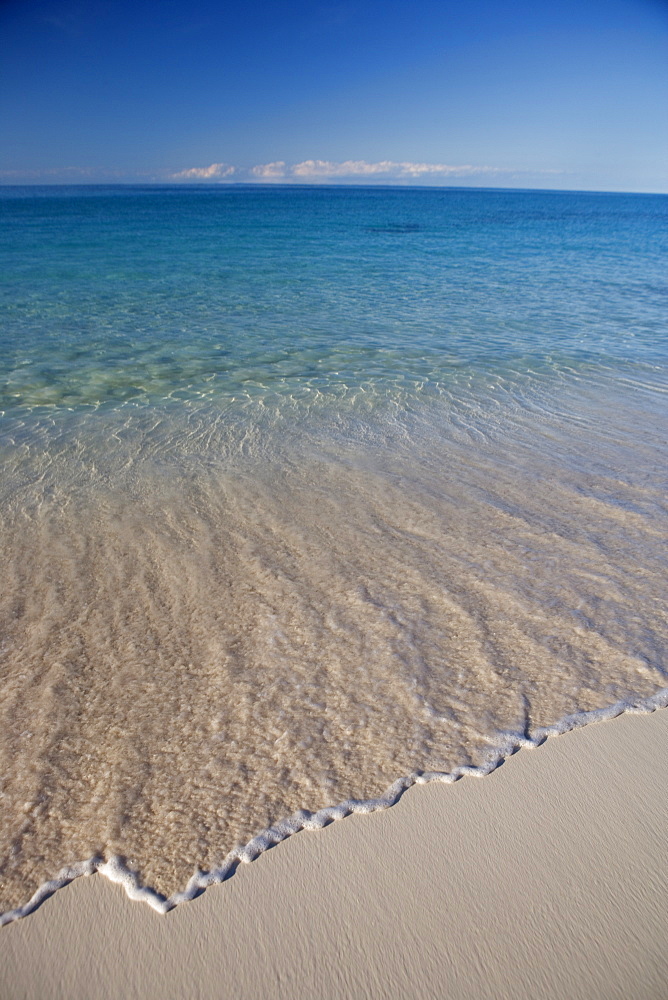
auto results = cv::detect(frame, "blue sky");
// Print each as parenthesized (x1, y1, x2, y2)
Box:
(1, 0, 667, 191)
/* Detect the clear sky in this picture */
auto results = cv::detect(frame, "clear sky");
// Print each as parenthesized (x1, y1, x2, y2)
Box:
(1, 0, 667, 191)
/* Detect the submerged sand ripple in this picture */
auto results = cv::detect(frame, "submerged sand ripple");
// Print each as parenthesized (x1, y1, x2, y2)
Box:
(1, 383, 666, 912)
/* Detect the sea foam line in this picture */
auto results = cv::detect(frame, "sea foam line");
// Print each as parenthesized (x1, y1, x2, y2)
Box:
(2, 687, 667, 927)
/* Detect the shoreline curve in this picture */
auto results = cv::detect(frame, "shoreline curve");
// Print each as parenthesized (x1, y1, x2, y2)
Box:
(2, 685, 667, 928)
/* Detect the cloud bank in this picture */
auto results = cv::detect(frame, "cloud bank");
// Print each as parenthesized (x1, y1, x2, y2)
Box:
(171, 162, 236, 179)
(171, 160, 528, 182)
(289, 160, 504, 178)
(171, 159, 558, 183)
(0, 160, 564, 186)
(250, 161, 288, 178)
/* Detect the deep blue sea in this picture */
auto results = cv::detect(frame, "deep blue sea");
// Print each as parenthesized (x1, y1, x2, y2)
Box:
(1, 185, 667, 915)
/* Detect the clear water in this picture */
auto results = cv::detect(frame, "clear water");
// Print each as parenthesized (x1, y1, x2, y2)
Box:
(1, 185, 667, 912)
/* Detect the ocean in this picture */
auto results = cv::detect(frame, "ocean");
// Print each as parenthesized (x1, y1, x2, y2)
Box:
(1, 184, 666, 917)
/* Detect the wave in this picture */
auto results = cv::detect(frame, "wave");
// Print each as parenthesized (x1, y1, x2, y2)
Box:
(2, 687, 666, 928)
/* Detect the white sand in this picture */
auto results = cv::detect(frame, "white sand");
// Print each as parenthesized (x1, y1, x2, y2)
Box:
(1, 706, 667, 1000)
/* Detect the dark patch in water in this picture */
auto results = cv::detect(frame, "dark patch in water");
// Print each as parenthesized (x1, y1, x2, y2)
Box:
(364, 223, 421, 234)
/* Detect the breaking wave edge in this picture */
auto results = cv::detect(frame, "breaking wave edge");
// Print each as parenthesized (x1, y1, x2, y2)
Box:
(2, 687, 667, 928)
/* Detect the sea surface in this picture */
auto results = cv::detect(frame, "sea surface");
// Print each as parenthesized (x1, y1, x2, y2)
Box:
(1, 185, 667, 914)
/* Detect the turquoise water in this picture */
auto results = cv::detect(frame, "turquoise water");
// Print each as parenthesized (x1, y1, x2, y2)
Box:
(2, 186, 666, 414)
(1, 185, 667, 913)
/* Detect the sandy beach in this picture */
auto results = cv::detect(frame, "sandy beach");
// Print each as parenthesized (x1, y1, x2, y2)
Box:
(3, 2, 667, 997)
(1, 704, 666, 1000)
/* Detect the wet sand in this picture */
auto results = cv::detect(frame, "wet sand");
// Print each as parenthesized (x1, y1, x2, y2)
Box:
(3, 391, 667, 911)
(1, 705, 666, 1000)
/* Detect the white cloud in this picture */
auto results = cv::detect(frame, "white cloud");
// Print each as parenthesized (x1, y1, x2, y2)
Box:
(289, 160, 512, 179)
(397, 163, 489, 177)
(168, 159, 566, 186)
(171, 163, 236, 180)
(250, 161, 287, 178)
(291, 159, 391, 177)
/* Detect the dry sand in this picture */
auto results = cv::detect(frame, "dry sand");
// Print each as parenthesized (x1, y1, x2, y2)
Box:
(1, 706, 667, 1000)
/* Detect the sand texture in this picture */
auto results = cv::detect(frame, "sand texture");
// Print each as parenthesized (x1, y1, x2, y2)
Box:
(3, 390, 667, 911)
(1, 705, 667, 1000)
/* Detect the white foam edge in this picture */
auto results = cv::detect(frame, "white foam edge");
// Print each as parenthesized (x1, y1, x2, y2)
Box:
(2, 686, 667, 927)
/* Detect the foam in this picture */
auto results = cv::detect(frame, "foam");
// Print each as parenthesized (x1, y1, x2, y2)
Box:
(2, 688, 666, 928)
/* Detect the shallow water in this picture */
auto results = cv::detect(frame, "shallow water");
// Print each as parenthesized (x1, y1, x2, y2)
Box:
(0, 186, 666, 912)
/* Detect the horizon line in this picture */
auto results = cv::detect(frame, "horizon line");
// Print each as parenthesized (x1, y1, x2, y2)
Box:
(1, 181, 667, 197)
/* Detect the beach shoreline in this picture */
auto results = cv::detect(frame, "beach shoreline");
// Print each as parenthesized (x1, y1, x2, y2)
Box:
(2, 704, 667, 999)
(3, 186, 667, 924)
